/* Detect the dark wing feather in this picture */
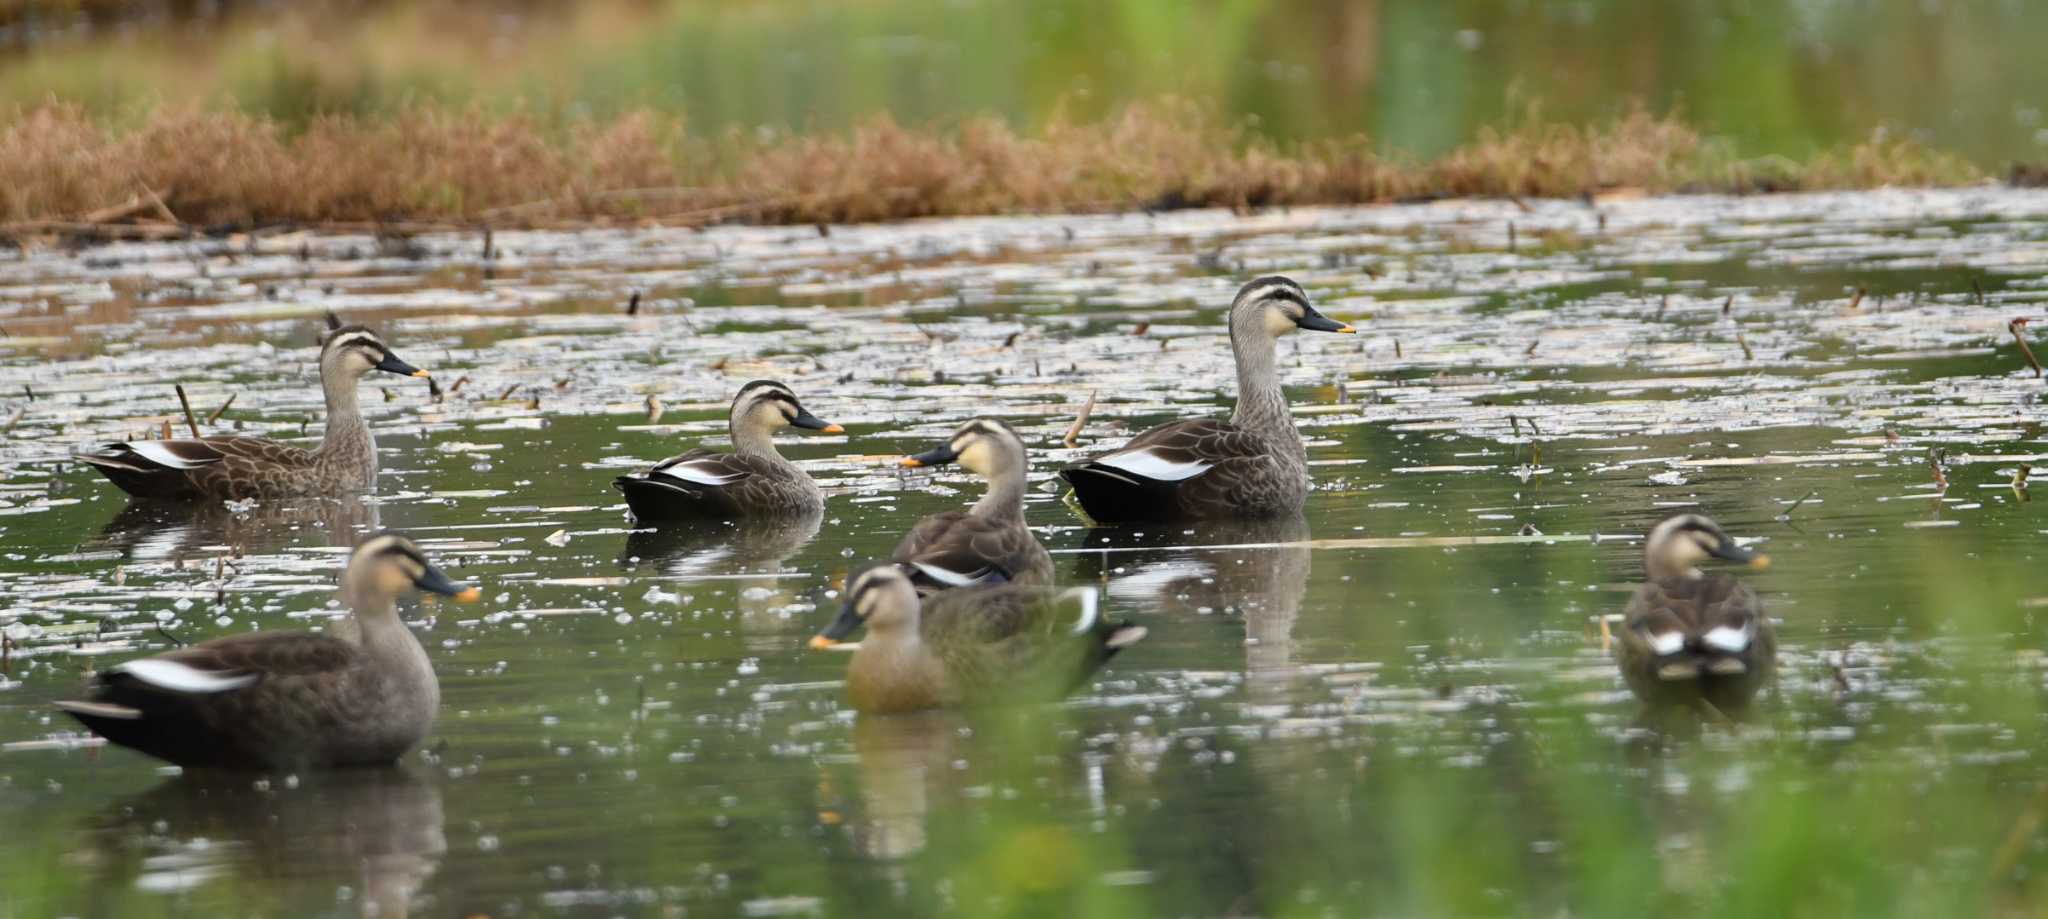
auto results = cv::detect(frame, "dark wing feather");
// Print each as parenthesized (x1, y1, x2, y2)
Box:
(62, 633, 362, 769)
(891, 511, 1052, 592)
(1617, 575, 1773, 711)
(1063, 419, 1285, 522)
(614, 450, 761, 521)
(81, 437, 317, 500)
(921, 586, 1134, 703)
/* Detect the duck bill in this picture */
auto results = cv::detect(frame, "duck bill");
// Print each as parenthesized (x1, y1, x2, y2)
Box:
(375, 352, 430, 378)
(900, 444, 959, 469)
(1710, 540, 1765, 568)
(414, 564, 480, 602)
(809, 604, 865, 649)
(1294, 307, 1355, 334)
(790, 411, 843, 434)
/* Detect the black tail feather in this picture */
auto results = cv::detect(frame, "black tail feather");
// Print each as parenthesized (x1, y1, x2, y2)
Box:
(1060, 465, 1180, 523)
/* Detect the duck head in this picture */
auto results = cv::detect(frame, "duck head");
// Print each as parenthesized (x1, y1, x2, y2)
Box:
(899, 418, 1026, 478)
(1229, 276, 1355, 341)
(345, 532, 481, 607)
(731, 380, 842, 438)
(810, 563, 920, 649)
(1644, 514, 1770, 581)
(321, 318, 428, 381)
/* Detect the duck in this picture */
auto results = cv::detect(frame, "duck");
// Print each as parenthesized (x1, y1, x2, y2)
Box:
(56, 532, 477, 770)
(807, 563, 1146, 714)
(77, 315, 429, 500)
(614, 380, 841, 521)
(892, 418, 1054, 592)
(1615, 514, 1776, 716)
(1060, 276, 1354, 522)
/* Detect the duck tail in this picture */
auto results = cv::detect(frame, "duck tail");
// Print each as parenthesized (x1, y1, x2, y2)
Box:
(1059, 465, 1177, 523)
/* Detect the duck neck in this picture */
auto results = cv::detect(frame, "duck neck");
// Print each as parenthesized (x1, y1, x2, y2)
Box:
(343, 591, 415, 654)
(1228, 324, 1298, 449)
(1645, 551, 1702, 582)
(730, 418, 784, 462)
(317, 367, 377, 475)
(970, 453, 1029, 522)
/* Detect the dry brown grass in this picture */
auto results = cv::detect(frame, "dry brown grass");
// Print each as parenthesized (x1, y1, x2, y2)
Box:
(0, 99, 1992, 236)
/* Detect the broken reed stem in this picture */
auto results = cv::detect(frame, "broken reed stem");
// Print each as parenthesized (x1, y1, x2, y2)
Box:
(645, 395, 664, 424)
(1738, 331, 1754, 361)
(1928, 449, 1948, 490)
(1847, 287, 1866, 311)
(173, 384, 200, 437)
(159, 418, 173, 440)
(2010, 318, 2043, 378)
(2014, 464, 2032, 490)
(205, 393, 236, 424)
(1783, 490, 1819, 517)
(1987, 781, 2048, 881)
(1064, 390, 1097, 448)
(495, 383, 520, 401)
(626, 291, 641, 316)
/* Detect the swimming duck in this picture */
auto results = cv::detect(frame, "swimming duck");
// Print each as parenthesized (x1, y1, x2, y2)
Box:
(1615, 514, 1776, 715)
(78, 316, 429, 500)
(892, 418, 1054, 592)
(613, 380, 841, 521)
(56, 533, 477, 770)
(1060, 276, 1354, 522)
(808, 564, 1146, 714)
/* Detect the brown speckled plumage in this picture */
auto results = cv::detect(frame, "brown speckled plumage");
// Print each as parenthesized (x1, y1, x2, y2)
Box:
(1614, 514, 1776, 714)
(1062, 276, 1354, 522)
(614, 381, 838, 521)
(892, 418, 1052, 593)
(78, 320, 426, 500)
(56, 533, 475, 770)
(816, 566, 1145, 714)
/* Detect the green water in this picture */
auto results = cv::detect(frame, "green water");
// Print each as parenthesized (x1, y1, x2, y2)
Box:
(5, 0, 2048, 167)
(1, 190, 2047, 915)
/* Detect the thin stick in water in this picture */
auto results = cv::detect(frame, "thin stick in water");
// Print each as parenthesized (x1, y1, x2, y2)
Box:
(174, 385, 201, 438)
(1064, 390, 1097, 448)
(206, 393, 237, 424)
(1847, 287, 1866, 311)
(2010, 318, 2042, 378)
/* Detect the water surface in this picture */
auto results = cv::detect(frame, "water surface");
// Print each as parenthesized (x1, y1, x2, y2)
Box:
(2, 189, 2048, 916)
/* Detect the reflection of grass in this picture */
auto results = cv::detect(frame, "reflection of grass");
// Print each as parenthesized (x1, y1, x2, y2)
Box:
(0, 100, 1984, 233)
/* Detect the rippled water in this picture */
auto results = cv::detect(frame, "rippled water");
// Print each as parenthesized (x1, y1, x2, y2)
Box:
(2, 190, 2047, 916)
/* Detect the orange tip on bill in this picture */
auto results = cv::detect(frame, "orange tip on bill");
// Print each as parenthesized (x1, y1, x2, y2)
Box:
(898, 457, 923, 468)
(808, 635, 838, 650)
(822, 423, 845, 434)
(452, 586, 482, 603)
(411, 369, 432, 378)
(1749, 555, 1772, 571)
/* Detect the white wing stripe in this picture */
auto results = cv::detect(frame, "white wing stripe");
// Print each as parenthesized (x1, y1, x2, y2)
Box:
(1059, 586, 1101, 635)
(1095, 449, 1212, 482)
(909, 562, 992, 587)
(1702, 625, 1751, 653)
(116, 659, 258, 694)
(124, 441, 217, 469)
(653, 462, 745, 486)
(1647, 631, 1686, 656)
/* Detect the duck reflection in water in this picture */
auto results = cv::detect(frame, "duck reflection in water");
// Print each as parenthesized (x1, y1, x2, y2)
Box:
(617, 507, 824, 630)
(80, 768, 445, 918)
(1071, 515, 1311, 702)
(88, 493, 382, 562)
(819, 711, 962, 863)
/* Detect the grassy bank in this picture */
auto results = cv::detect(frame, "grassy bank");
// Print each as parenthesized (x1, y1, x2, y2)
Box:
(0, 100, 1993, 238)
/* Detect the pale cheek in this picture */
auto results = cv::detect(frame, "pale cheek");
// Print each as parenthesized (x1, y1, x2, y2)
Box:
(1263, 310, 1296, 337)
(958, 443, 992, 475)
